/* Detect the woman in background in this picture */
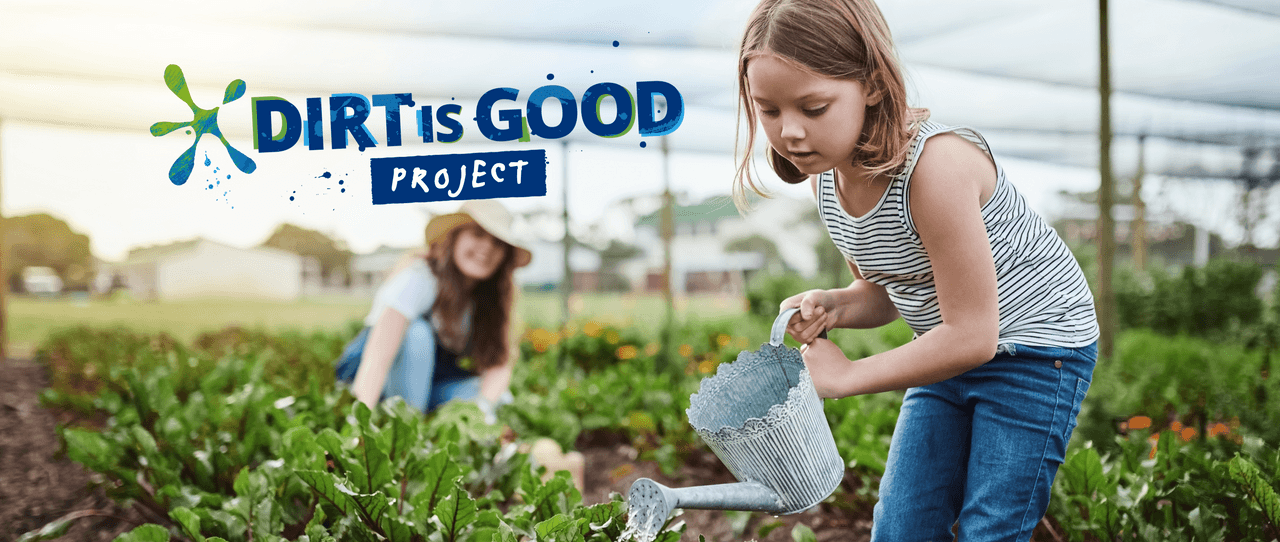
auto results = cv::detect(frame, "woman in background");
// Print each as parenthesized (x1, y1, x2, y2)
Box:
(336, 199, 530, 423)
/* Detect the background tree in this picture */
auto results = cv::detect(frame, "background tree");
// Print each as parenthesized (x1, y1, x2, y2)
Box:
(597, 239, 641, 292)
(3, 213, 93, 292)
(260, 224, 352, 285)
(726, 234, 790, 275)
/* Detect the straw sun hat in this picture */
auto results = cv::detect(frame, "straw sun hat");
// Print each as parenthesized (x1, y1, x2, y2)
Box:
(424, 199, 532, 268)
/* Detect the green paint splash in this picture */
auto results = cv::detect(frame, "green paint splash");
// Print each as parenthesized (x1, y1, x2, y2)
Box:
(149, 64, 256, 185)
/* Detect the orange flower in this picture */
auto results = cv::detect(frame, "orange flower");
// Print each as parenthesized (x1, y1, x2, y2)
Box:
(584, 321, 603, 337)
(716, 334, 731, 347)
(616, 345, 638, 360)
(1180, 427, 1197, 442)
(606, 330, 620, 344)
(1170, 421, 1183, 432)
(699, 360, 718, 374)
(679, 344, 693, 357)
(1207, 422, 1229, 438)
(1128, 416, 1152, 430)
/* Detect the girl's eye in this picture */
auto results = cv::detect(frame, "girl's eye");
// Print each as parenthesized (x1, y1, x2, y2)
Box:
(804, 106, 828, 117)
(759, 108, 780, 118)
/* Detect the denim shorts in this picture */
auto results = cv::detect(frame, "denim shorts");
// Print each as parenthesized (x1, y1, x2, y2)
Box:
(871, 342, 1098, 541)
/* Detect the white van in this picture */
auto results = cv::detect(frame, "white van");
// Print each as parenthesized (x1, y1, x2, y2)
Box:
(22, 266, 63, 296)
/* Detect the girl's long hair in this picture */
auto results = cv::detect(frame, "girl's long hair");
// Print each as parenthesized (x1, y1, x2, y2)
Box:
(733, 0, 929, 210)
(424, 224, 517, 372)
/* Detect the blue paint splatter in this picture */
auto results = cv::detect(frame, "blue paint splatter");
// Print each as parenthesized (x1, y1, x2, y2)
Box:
(338, 180, 344, 185)
(290, 196, 295, 201)
(341, 188, 346, 193)
(547, 73, 554, 80)
(640, 141, 647, 148)
(148, 64, 256, 186)
(319, 172, 332, 178)
(204, 153, 211, 167)
(612, 40, 620, 47)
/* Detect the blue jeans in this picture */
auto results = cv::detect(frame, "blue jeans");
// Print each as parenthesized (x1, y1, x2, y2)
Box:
(335, 318, 482, 413)
(871, 342, 1097, 541)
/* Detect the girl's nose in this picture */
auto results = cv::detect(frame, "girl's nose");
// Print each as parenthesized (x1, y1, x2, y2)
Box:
(779, 113, 805, 140)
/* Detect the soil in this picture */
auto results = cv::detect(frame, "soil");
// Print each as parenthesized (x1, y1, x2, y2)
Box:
(0, 359, 143, 542)
(3, 358, 1059, 542)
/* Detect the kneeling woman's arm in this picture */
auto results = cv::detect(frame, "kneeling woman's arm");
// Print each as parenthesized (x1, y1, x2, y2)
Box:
(351, 307, 410, 409)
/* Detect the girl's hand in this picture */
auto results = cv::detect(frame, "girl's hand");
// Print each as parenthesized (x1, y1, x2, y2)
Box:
(800, 338, 853, 399)
(780, 289, 837, 344)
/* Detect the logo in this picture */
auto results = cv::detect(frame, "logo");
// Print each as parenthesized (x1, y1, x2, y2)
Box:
(149, 64, 257, 185)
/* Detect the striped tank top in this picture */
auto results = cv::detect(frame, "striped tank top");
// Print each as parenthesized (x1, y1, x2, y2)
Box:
(818, 121, 1099, 348)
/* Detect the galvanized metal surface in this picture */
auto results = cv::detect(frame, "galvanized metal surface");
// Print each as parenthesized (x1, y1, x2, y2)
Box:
(624, 308, 845, 539)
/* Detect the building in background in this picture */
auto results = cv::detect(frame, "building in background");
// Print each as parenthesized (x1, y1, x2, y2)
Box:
(110, 238, 303, 300)
(631, 194, 822, 295)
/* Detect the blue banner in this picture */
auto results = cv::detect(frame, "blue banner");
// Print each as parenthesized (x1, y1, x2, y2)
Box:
(370, 149, 548, 205)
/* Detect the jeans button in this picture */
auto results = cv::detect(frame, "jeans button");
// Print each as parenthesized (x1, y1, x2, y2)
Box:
(1054, 360, 1062, 369)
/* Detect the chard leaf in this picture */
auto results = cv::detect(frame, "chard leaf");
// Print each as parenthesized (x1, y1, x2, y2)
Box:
(114, 524, 170, 542)
(432, 479, 477, 542)
(1229, 455, 1280, 533)
(294, 470, 355, 516)
(168, 507, 205, 542)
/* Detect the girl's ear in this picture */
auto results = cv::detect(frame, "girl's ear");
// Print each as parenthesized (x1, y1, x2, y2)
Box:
(864, 83, 885, 107)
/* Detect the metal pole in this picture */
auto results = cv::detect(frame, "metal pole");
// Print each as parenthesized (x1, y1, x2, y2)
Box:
(660, 135, 675, 372)
(1132, 134, 1146, 271)
(561, 140, 572, 368)
(0, 117, 6, 361)
(1097, 0, 1116, 359)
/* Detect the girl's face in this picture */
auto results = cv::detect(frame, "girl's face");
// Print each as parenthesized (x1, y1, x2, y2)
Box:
(452, 223, 508, 283)
(746, 52, 879, 176)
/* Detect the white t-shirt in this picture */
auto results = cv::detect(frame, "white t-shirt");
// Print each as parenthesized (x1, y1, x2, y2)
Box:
(364, 258, 438, 327)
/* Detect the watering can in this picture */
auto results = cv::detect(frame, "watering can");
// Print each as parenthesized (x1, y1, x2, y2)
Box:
(622, 308, 844, 540)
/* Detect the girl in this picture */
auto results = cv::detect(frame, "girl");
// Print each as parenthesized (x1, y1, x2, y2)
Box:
(734, 0, 1099, 539)
(335, 199, 530, 423)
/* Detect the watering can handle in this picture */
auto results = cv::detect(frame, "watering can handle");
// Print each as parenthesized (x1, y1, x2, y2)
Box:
(771, 307, 828, 346)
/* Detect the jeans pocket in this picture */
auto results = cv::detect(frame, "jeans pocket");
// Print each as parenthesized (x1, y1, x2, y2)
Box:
(1063, 377, 1091, 444)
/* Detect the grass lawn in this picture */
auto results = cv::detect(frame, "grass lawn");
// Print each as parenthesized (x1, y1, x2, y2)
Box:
(5, 291, 754, 356)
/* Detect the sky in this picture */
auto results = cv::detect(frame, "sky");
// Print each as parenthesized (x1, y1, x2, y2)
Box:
(1, 0, 1278, 262)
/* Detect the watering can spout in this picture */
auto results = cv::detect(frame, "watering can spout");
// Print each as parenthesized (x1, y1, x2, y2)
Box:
(622, 478, 788, 540)
(628, 477, 786, 514)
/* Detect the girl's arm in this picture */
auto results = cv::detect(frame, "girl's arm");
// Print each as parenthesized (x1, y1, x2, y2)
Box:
(350, 307, 410, 409)
(803, 134, 1000, 398)
(783, 175, 900, 344)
